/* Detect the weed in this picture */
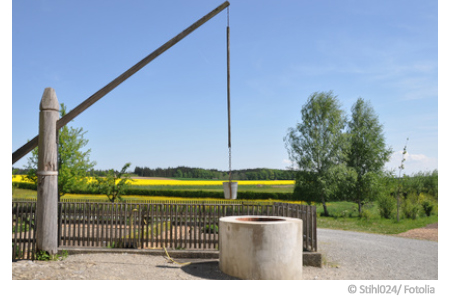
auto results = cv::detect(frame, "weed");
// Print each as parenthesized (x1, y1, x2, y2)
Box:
(321, 255, 339, 268)
(35, 250, 69, 261)
(201, 224, 219, 234)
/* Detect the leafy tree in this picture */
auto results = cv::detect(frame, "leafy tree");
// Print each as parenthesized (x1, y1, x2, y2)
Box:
(346, 98, 392, 213)
(292, 164, 356, 205)
(284, 91, 346, 216)
(26, 103, 96, 198)
(95, 163, 133, 203)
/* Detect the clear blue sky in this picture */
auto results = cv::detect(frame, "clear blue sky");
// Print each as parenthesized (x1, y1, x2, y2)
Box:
(9, 0, 440, 175)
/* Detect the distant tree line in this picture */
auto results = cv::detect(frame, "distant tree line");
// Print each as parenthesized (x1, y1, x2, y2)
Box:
(133, 166, 296, 180)
(13, 165, 296, 180)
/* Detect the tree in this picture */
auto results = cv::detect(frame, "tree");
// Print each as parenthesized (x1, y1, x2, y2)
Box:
(95, 163, 133, 203)
(26, 103, 96, 198)
(284, 91, 346, 216)
(346, 98, 392, 213)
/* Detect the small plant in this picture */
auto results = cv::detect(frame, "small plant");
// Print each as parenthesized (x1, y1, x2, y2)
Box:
(201, 224, 219, 234)
(59, 250, 69, 260)
(35, 250, 51, 261)
(94, 162, 133, 203)
(107, 241, 117, 248)
(35, 250, 69, 261)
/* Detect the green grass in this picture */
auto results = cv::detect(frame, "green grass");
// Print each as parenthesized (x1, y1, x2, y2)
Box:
(11, 188, 37, 199)
(315, 201, 438, 235)
(317, 215, 438, 235)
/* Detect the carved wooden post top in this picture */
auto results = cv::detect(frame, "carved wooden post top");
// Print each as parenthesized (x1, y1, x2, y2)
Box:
(39, 87, 59, 112)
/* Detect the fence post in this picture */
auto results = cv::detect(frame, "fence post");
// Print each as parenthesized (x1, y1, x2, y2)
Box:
(36, 87, 59, 255)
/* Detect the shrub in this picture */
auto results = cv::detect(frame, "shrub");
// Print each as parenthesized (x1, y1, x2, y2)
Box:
(402, 194, 421, 220)
(359, 208, 373, 221)
(421, 200, 434, 217)
(377, 193, 396, 219)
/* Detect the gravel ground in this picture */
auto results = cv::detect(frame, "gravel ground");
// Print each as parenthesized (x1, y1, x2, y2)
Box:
(12, 228, 438, 280)
(304, 228, 438, 280)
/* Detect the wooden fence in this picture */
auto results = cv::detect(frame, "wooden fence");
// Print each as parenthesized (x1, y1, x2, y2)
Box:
(12, 201, 317, 260)
(12, 202, 36, 260)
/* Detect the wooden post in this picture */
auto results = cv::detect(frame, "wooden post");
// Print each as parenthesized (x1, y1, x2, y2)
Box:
(36, 87, 59, 255)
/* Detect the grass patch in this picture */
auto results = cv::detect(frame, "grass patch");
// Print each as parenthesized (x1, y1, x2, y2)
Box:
(317, 215, 438, 235)
(12, 188, 37, 199)
(315, 201, 438, 235)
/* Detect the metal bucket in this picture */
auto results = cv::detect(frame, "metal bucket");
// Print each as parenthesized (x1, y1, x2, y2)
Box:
(223, 182, 238, 199)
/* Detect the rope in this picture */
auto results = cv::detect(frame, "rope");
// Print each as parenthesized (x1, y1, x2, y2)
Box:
(163, 246, 191, 266)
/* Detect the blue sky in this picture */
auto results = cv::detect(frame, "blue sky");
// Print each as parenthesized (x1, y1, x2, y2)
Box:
(10, 0, 440, 175)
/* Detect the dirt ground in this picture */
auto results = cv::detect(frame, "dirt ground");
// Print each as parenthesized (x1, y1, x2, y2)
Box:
(395, 222, 438, 241)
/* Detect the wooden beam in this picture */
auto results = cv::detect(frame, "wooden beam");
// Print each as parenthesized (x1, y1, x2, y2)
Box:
(12, 1, 230, 165)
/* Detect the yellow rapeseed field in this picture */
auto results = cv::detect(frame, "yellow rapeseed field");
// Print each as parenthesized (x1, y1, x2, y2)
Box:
(12, 175, 33, 183)
(13, 175, 294, 186)
(128, 178, 295, 186)
(12, 175, 303, 205)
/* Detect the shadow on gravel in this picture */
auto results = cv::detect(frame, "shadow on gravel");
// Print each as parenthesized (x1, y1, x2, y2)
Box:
(180, 261, 239, 280)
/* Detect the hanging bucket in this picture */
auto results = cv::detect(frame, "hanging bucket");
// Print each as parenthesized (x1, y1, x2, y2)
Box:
(223, 182, 238, 199)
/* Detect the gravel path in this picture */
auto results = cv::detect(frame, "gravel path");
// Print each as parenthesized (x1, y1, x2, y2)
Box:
(12, 228, 438, 280)
(303, 228, 438, 280)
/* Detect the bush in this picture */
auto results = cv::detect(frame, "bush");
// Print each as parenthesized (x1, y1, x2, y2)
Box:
(421, 200, 434, 217)
(359, 208, 374, 221)
(377, 193, 396, 219)
(402, 194, 421, 220)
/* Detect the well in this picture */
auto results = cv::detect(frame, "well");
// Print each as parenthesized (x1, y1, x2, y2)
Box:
(219, 215, 303, 280)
